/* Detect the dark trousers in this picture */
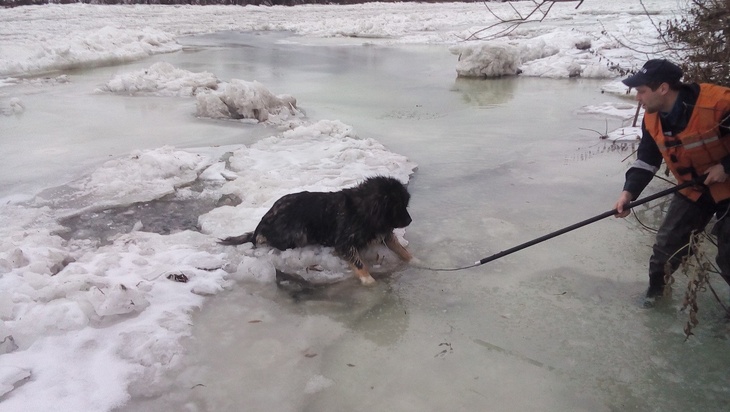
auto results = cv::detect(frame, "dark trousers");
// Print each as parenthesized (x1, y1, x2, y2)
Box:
(650, 194, 730, 288)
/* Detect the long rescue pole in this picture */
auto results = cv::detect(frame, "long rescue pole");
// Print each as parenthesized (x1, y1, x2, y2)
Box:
(473, 177, 703, 267)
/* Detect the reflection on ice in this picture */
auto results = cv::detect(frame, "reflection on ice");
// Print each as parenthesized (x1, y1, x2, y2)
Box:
(451, 76, 517, 107)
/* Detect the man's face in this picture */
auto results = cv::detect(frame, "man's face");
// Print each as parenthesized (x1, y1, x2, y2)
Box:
(634, 84, 667, 114)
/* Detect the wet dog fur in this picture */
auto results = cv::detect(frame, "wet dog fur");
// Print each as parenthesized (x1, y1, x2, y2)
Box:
(219, 176, 413, 285)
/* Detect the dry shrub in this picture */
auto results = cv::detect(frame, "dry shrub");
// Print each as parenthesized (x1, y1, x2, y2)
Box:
(664, 0, 730, 87)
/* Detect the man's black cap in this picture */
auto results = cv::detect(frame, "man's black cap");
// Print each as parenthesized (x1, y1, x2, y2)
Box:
(622, 59, 683, 88)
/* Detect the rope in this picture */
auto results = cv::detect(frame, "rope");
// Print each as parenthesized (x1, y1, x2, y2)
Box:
(409, 177, 705, 273)
(409, 262, 481, 272)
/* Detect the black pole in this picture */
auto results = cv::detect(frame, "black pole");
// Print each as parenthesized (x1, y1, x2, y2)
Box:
(476, 178, 702, 266)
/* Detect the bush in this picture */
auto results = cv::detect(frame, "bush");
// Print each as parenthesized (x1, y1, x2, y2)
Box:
(664, 0, 730, 87)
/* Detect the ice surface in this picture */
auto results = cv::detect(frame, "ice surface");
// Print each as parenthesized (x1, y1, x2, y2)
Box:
(2, 2, 729, 412)
(97, 61, 219, 97)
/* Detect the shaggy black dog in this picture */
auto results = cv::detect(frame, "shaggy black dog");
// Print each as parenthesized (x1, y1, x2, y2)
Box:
(219, 176, 413, 285)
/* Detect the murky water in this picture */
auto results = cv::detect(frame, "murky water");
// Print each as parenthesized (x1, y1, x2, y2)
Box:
(4, 31, 728, 411)
(57, 180, 241, 245)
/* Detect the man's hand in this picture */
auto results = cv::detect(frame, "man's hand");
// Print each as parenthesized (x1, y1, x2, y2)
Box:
(614, 190, 633, 218)
(704, 164, 729, 185)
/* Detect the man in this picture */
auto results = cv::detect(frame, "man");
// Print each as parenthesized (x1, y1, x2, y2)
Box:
(613, 59, 730, 307)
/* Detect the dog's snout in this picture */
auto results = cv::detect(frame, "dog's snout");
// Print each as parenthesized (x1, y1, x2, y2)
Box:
(398, 211, 412, 228)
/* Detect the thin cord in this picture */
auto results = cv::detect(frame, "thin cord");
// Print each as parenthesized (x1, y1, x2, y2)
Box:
(410, 262, 481, 272)
(410, 176, 710, 273)
(631, 207, 659, 233)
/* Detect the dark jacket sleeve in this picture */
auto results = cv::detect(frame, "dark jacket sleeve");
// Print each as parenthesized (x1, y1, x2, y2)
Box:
(622, 121, 663, 200)
(721, 110, 730, 174)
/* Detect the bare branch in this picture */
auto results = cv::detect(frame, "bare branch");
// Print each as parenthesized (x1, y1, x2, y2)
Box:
(466, 1, 585, 41)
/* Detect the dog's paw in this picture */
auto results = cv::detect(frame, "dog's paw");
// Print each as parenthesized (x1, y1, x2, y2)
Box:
(359, 275, 376, 286)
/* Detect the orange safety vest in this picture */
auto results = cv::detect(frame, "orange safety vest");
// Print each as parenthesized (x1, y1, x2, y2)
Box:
(644, 83, 730, 202)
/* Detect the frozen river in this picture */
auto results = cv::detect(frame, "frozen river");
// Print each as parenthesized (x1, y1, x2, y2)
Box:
(3, 31, 729, 411)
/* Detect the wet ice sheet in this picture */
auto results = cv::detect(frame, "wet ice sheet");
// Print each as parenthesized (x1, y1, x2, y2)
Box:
(102, 34, 727, 411)
(2, 7, 730, 412)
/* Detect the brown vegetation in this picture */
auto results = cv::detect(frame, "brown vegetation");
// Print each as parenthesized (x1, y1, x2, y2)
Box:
(664, 0, 730, 87)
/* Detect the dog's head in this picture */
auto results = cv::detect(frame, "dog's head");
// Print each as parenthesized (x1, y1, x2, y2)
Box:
(357, 176, 412, 229)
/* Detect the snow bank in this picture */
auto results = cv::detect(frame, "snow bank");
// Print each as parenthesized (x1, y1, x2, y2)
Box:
(0, 25, 181, 76)
(196, 79, 301, 124)
(97, 61, 219, 96)
(451, 30, 616, 79)
(0, 2, 675, 79)
(97, 62, 303, 126)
